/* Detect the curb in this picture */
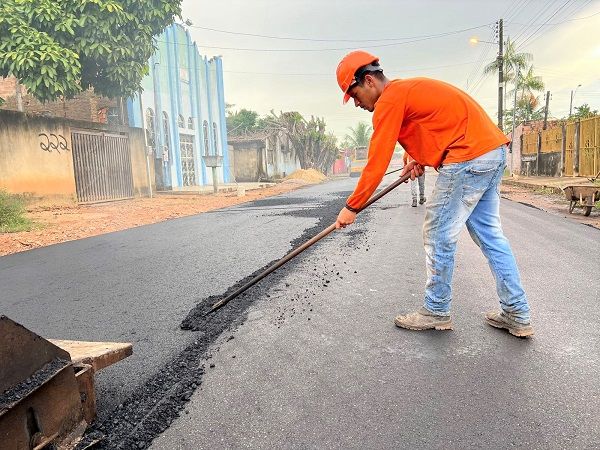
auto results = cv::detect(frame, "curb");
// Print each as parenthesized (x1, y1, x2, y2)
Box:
(501, 179, 564, 195)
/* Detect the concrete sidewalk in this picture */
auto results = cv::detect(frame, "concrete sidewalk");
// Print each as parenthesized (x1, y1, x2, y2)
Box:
(502, 174, 599, 194)
(156, 182, 277, 196)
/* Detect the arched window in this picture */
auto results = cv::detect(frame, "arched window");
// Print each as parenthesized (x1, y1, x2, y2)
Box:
(203, 120, 210, 156)
(212, 122, 219, 154)
(145, 108, 155, 147)
(178, 114, 185, 129)
(162, 112, 170, 161)
(188, 117, 194, 130)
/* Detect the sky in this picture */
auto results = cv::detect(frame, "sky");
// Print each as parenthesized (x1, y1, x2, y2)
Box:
(180, 0, 600, 139)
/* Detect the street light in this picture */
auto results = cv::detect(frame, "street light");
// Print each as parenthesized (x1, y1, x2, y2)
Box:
(569, 84, 582, 118)
(469, 37, 496, 45)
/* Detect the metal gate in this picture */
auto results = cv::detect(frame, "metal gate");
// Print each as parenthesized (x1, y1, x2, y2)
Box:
(180, 134, 197, 186)
(71, 130, 134, 203)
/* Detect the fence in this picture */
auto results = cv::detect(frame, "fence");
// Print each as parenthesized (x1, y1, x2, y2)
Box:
(521, 116, 599, 177)
(71, 130, 134, 203)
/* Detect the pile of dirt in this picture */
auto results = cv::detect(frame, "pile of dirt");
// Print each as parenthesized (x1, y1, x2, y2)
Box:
(283, 169, 327, 184)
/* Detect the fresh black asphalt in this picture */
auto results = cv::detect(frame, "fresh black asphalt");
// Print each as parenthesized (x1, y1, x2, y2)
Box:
(1, 174, 599, 449)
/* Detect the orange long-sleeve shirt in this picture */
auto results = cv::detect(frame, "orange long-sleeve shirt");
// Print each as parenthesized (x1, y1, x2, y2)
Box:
(346, 78, 509, 210)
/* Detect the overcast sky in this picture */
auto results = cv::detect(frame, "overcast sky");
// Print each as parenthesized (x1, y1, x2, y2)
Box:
(181, 0, 600, 138)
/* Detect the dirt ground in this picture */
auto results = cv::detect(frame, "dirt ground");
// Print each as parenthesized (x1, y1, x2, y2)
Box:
(1, 178, 598, 257)
(0, 180, 310, 257)
(500, 183, 600, 229)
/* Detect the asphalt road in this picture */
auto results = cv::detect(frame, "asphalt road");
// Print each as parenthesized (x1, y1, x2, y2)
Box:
(1, 173, 599, 449)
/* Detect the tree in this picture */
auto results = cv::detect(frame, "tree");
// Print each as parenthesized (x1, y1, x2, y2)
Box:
(264, 111, 339, 173)
(510, 65, 544, 106)
(226, 108, 261, 136)
(572, 103, 599, 119)
(0, 0, 181, 102)
(504, 97, 545, 130)
(484, 37, 534, 119)
(483, 38, 532, 86)
(344, 121, 372, 148)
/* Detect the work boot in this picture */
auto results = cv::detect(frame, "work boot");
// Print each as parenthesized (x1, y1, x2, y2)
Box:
(412, 198, 417, 207)
(485, 311, 534, 338)
(394, 307, 453, 331)
(419, 196, 426, 205)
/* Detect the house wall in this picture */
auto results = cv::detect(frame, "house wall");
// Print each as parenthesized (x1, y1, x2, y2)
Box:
(266, 134, 301, 179)
(507, 124, 524, 175)
(0, 78, 118, 123)
(230, 143, 263, 182)
(0, 109, 152, 200)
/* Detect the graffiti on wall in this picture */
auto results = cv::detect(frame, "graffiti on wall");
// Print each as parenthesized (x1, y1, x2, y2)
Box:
(39, 133, 70, 154)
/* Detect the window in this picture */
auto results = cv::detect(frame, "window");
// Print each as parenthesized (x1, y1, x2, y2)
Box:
(162, 112, 170, 161)
(188, 117, 194, 130)
(212, 122, 219, 154)
(178, 114, 185, 129)
(145, 108, 155, 147)
(203, 120, 210, 155)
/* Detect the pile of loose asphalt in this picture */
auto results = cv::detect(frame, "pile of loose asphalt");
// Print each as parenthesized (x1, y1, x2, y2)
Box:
(76, 190, 372, 449)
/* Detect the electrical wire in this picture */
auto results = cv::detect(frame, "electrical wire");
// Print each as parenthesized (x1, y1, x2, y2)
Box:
(183, 23, 491, 44)
(514, 0, 577, 49)
(155, 24, 493, 52)
(517, 0, 594, 49)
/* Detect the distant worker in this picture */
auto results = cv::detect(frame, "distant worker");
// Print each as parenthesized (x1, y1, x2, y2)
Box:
(333, 50, 533, 337)
(403, 151, 426, 207)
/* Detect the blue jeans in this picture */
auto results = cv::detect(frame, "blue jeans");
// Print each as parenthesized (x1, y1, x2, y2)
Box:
(422, 146, 531, 323)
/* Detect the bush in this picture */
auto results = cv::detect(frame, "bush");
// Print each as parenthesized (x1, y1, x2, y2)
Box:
(0, 191, 33, 233)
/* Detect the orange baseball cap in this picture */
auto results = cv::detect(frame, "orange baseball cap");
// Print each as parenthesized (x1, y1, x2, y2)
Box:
(336, 50, 380, 104)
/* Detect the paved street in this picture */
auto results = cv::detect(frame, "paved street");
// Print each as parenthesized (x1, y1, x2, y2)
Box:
(1, 174, 599, 449)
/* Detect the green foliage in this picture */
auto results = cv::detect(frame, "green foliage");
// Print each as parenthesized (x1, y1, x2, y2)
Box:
(343, 122, 372, 148)
(263, 111, 339, 173)
(0, 0, 181, 102)
(504, 100, 545, 131)
(0, 190, 33, 233)
(572, 103, 599, 119)
(508, 66, 544, 105)
(227, 108, 261, 136)
(484, 38, 532, 85)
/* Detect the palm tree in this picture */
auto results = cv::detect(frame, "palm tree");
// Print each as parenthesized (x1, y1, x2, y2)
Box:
(484, 38, 533, 117)
(507, 65, 544, 122)
(344, 122, 372, 148)
(483, 38, 532, 86)
(511, 65, 544, 101)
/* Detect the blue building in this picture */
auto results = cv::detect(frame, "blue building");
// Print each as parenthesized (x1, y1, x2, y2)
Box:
(128, 23, 230, 190)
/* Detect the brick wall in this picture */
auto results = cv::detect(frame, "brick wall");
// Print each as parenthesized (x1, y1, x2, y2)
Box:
(0, 77, 121, 124)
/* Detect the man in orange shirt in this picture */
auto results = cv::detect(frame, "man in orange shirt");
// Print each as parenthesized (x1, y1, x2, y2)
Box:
(334, 50, 532, 337)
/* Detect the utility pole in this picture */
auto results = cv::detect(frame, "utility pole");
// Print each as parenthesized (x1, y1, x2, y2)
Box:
(542, 91, 550, 130)
(569, 84, 581, 118)
(497, 19, 504, 131)
(509, 71, 518, 176)
(569, 91, 574, 118)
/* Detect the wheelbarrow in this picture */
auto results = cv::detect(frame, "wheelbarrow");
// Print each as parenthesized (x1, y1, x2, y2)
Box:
(563, 185, 600, 216)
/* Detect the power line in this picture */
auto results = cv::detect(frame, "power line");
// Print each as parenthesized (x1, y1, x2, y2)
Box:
(517, 0, 594, 49)
(223, 60, 481, 77)
(184, 23, 491, 44)
(511, 0, 563, 45)
(159, 24, 493, 52)
(466, 27, 496, 93)
(515, 0, 579, 49)
(506, 7, 600, 25)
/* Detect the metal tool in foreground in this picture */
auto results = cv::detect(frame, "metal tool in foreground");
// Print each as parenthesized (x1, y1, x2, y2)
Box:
(206, 172, 413, 316)
(0, 315, 132, 449)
